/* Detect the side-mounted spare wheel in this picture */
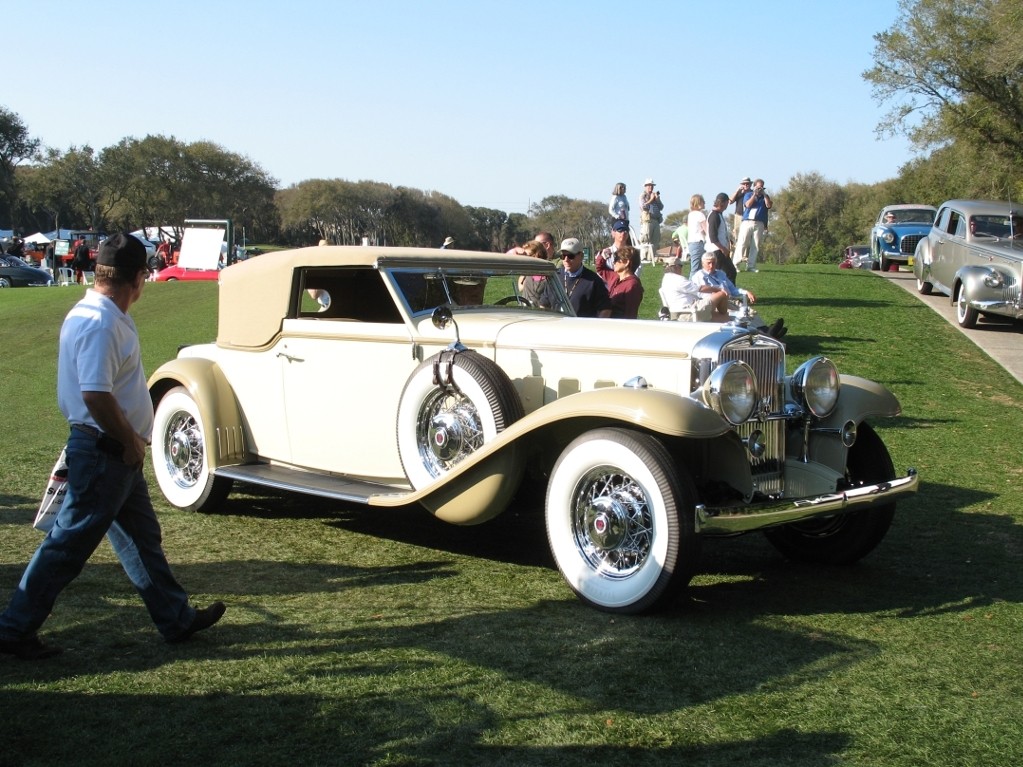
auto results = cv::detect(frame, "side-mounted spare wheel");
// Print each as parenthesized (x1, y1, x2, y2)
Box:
(763, 423, 896, 564)
(152, 386, 232, 512)
(545, 427, 700, 614)
(397, 349, 524, 489)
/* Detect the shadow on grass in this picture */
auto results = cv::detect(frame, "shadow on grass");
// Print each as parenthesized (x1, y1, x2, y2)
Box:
(0, 682, 851, 766)
(1, 479, 1012, 764)
(161, 477, 1020, 623)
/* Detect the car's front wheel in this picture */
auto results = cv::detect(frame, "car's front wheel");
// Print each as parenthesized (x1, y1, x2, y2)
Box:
(916, 276, 933, 295)
(0, 277, 11, 288)
(152, 386, 232, 512)
(545, 428, 699, 614)
(956, 285, 979, 328)
(764, 423, 895, 565)
(396, 350, 523, 489)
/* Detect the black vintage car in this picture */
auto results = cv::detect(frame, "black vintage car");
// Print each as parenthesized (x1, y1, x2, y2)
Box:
(0, 255, 53, 287)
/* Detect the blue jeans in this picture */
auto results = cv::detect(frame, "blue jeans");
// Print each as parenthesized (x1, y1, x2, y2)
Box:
(688, 240, 705, 277)
(0, 429, 196, 641)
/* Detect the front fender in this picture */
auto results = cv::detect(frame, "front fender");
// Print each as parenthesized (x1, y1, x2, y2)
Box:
(403, 387, 731, 521)
(147, 358, 249, 467)
(823, 375, 901, 426)
(956, 264, 1005, 304)
(913, 241, 931, 279)
(803, 375, 901, 471)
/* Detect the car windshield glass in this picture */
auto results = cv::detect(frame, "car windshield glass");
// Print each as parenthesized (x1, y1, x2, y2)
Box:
(886, 209, 934, 224)
(386, 266, 574, 316)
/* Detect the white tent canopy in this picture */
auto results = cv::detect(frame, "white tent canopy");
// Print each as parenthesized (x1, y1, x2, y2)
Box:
(23, 231, 51, 244)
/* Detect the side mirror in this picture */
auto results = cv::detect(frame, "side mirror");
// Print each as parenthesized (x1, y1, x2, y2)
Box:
(431, 304, 466, 351)
(431, 304, 454, 330)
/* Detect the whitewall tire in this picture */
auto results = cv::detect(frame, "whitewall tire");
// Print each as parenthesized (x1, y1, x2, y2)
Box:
(545, 427, 698, 614)
(152, 386, 232, 512)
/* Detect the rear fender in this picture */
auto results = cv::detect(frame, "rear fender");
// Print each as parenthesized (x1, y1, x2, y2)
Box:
(147, 358, 249, 468)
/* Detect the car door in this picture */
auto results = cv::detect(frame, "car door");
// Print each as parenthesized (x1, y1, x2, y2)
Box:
(279, 268, 416, 481)
(930, 206, 959, 291)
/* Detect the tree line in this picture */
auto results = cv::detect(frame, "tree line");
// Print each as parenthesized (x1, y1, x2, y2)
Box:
(3, 0, 1020, 261)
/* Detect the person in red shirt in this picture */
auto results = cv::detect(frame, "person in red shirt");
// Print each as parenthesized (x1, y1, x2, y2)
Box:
(606, 246, 644, 319)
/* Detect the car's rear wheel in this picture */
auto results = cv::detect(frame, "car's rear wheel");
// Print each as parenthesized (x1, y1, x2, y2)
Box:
(396, 350, 523, 489)
(763, 424, 895, 565)
(545, 427, 699, 614)
(0, 277, 11, 288)
(956, 285, 979, 328)
(152, 386, 232, 512)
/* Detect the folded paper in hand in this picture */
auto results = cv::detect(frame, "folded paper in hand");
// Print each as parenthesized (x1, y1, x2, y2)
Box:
(34, 447, 69, 532)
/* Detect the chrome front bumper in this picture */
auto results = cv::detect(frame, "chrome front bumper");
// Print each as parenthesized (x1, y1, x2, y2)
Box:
(695, 469, 919, 535)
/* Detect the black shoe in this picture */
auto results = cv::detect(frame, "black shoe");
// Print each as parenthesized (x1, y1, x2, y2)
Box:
(0, 634, 62, 660)
(167, 602, 226, 644)
(766, 317, 785, 338)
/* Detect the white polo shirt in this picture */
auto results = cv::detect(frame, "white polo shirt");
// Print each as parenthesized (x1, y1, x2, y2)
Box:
(57, 289, 155, 441)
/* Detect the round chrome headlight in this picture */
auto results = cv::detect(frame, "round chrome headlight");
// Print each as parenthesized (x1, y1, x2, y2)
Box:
(701, 360, 757, 425)
(882, 232, 895, 244)
(792, 356, 840, 418)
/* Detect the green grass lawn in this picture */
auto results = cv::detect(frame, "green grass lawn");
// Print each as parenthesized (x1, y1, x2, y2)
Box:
(1, 267, 1021, 766)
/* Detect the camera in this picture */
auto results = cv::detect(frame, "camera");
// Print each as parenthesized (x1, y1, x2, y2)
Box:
(755, 188, 765, 198)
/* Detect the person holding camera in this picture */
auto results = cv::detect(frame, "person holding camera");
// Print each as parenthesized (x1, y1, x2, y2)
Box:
(735, 178, 771, 273)
(729, 177, 752, 243)
(639, 179, 664, 254)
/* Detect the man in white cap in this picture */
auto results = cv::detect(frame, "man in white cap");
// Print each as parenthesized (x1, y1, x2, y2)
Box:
(441, 236, 455, 249)
(544, 238, 611, 317)
(639, 179, 664, 254)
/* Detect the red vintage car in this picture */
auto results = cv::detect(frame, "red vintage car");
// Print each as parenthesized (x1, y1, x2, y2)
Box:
(154, 264, 221, 282)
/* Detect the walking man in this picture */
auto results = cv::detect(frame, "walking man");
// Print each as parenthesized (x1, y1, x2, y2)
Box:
(0, 233, 225, 660)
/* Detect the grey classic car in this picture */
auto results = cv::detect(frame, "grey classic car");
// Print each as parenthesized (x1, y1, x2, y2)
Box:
(870, 204, 937, 272)
(148, 246, 919, 614)
(913, 200, 1023, 328)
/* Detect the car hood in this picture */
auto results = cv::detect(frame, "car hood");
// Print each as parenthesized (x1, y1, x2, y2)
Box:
(419, 312, 725, 359)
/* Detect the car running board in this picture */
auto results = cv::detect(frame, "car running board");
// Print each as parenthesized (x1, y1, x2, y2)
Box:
(214, 463, 413, 505)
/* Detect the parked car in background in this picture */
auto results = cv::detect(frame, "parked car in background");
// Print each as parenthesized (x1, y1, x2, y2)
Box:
(147, 246, 919, 614)
(0, 254, 53, 287)
(154, 264, 220, 281)
(871, 205, 937, 272)
(840, 245, 874, 270)
(913, 199, 1023, 328)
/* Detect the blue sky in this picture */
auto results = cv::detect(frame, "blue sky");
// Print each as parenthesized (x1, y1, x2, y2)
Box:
(10, 0, 910, 215)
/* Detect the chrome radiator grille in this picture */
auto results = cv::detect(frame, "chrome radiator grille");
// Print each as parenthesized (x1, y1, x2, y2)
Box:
(719, 338, 784, 410)
(901, 234, 923, 255)
(719, 337, 785, 495)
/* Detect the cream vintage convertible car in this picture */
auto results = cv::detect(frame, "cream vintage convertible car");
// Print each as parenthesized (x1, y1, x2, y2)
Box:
(148, 246, 919, 613)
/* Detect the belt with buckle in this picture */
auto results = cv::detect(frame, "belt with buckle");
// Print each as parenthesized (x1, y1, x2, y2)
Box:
(71, 423, 102, 438)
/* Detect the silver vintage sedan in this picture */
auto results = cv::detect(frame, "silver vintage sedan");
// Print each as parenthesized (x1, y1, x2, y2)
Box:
(148, 246, 919, 614)
(913, 200, 1023, 328)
